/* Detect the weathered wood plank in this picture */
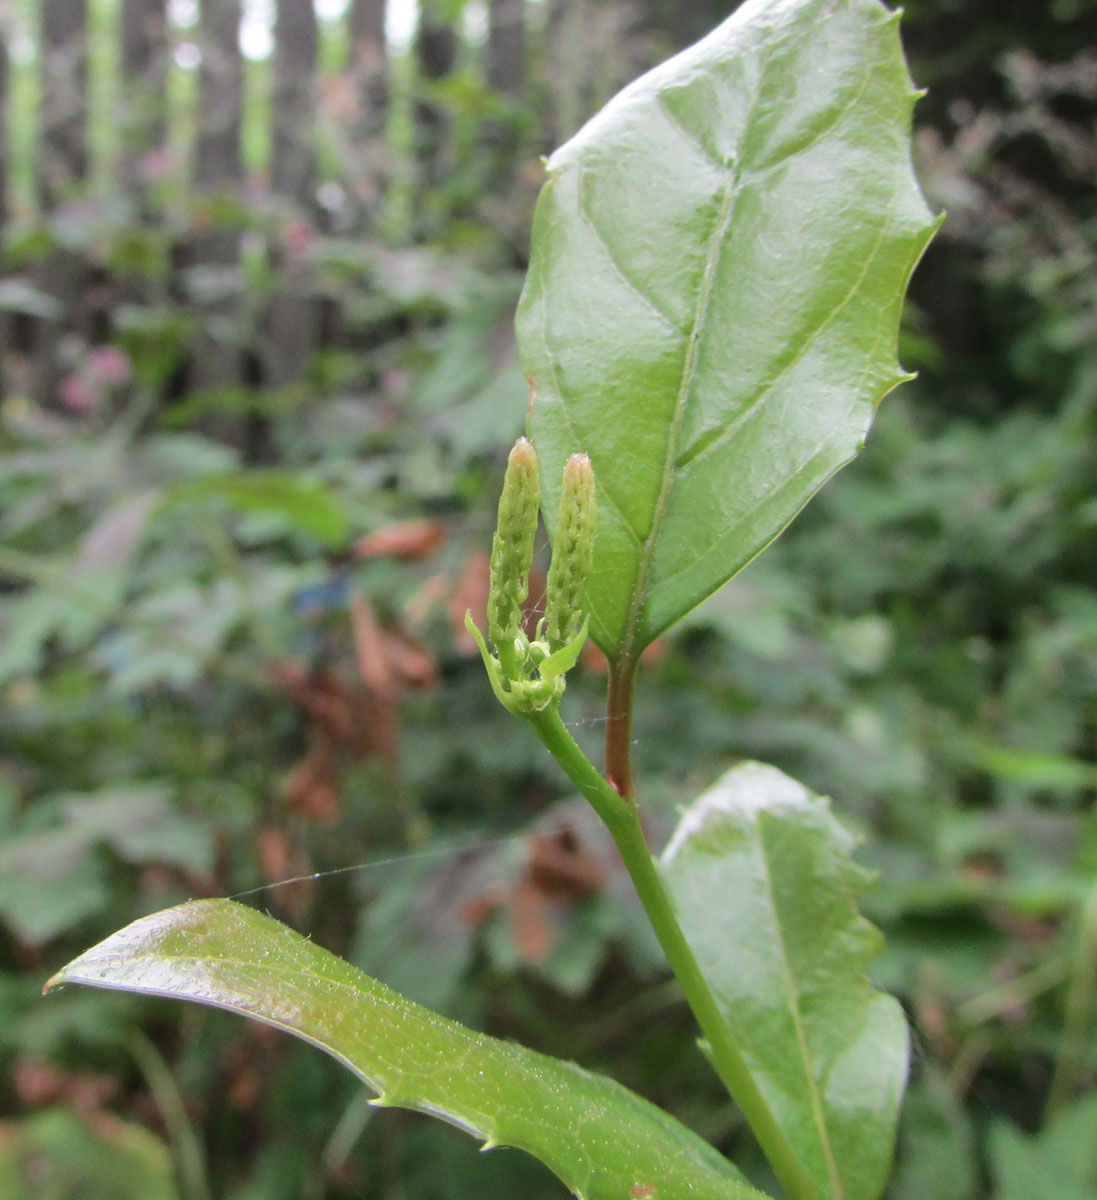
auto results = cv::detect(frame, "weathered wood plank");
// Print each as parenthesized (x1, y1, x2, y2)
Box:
(347, 0, 388, 221)
(415, 1, 457, 199)
(271, 0, 317, 205)
(266, 0, 320, 388)
(191, 0, 245, 391)
(0, 24, 9, 398)
(32, 1, 91, 405)
(39, 0, 90, 210)
(487, 0, 525, 100)
(120, 0, 169, 194)
(0, 21, 8, 230)
(195, 0, 243, 190)
(483, 0, 526, 179)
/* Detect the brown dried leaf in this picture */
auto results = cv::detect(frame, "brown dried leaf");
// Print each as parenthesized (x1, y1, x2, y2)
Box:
(526, 825, 606, 901)
(255, 826, 315, 922)
(269, 663, 361, 746)
(383, 626, 437, 691)
(283, 739, 343, 826)
(511, 823, 607, 964)
(350, 591, 396, 697)
(511, 879, 559, 964)
(13, 1058, 116, 1115)
(354, 518, 446, 562)
(449, 549, 491, 655)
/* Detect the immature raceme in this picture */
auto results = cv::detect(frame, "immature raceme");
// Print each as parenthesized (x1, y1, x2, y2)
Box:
(467, 439, 596, 716)
(487, 437, 541, 679)
(545, 453, 596, 653)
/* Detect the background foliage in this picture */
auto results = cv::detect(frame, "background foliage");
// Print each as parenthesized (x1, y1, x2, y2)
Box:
(2, 1, 1097, 1197)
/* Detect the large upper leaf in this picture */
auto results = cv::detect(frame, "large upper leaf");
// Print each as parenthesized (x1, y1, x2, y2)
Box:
(659, 763, 907, 1200)
(47, 899, 766, 1200)
(518, 0, 936, 663)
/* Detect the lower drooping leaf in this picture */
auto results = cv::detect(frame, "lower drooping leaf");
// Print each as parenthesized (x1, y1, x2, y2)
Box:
(659, 763, 907, 1200)
(46, 899, 767, 1200)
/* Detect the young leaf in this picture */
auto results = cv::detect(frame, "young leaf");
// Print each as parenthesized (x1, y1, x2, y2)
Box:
(989, 1097, 1097, 1200)
(659, 763, 906, 1200)
(518, 0, 937, 665)
(46, 899, 768, 1200)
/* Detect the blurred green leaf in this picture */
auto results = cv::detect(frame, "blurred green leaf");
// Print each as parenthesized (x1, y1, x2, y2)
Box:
(888, 1069, 976, 1200)
(165, 471, 348, 545)
(989, 1096, 1097, 1200)
(972, 745, 1097, 791)
(0, 1108, 178, 1200)
(0, 785, 212, 944)
(660, 761, 906, 1200)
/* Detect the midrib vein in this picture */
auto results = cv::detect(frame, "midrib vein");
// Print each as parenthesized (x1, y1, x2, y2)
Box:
(617, 159, 738, 663)
(756, 822, 844, 1200)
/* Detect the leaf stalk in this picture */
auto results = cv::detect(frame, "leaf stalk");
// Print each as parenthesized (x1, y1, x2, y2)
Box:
(526, 704, 819, 1200)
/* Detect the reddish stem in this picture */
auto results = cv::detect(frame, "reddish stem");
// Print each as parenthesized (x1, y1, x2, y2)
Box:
(605, 656, 638, 800)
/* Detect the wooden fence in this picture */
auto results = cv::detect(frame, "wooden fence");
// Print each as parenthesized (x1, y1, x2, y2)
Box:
(0, 0, 717, 407)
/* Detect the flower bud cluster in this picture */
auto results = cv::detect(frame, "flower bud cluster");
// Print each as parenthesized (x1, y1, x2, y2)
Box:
(467, 438, 596, 717)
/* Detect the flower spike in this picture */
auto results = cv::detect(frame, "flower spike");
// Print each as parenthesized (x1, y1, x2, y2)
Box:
(468, 438, 596, 718)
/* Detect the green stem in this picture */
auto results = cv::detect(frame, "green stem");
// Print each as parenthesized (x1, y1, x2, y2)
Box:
(1046, 872, 1097, 1117)
(129, 1030, 211, 1200)
(957, 954, 1067, 1028)
(526, 705, 818, 1200)
(303, 1089, 377, 1200)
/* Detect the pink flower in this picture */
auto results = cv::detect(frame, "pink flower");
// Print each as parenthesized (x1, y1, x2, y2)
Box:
(138, 148, 177, 184)
(86, 345, 131, 389)
(283, 217, 314, 259)
(59, 373, 98, 414)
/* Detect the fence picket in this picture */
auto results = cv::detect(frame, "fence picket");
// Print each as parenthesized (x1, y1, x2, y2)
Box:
(39, 0, 90, 210)
(32, 0, 91, 406)
(0, 25, 8, 399)
(0, 0, 631, 405)
(0, 25, 8, 231)
(415, 2, 457, 203)
(347, 0, 388, 223)
(191, 0, 245, 392)
(120, 0, 169, 197)
(266, 0, 320, 390)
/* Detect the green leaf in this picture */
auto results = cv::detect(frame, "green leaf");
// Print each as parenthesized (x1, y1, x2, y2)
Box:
(165, 471, 347, 545)
(659, 762, 906, 1200)
(0, 784, 213, 945)
(989, 1097, 1097, 1200)
(518, 0, 937, 662)
(47, 899, 768, 1200)
(0, 1108, 179, 1200)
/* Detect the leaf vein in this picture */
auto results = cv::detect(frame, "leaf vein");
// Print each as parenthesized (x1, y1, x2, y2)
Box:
(613, 32, 787, 659)
(744, 34, 877, 180)
(577, 171, 685, 335)
(752, 815, 844, 1200)
(677, 186, 898, 473)
(534, 298, 645, 548)
(656, 89, 725, 168)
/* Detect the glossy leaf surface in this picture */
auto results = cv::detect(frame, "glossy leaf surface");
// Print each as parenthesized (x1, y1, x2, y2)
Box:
(518, 0, 936, 662)
(47, 899, 765, 1200)
(660, 763, 906, 1200)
